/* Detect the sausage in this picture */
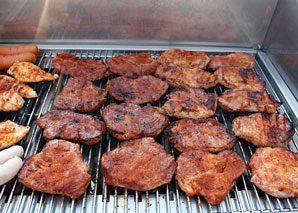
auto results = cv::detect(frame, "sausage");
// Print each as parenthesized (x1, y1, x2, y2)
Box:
(0, 156, 23, 185)
(0, 145, 24, 165)
(0, 44, 38, 55)
(0, 52, 35, 70)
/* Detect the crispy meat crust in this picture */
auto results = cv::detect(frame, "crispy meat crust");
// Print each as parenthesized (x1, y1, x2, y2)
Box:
(36, 110, 106, 145)
(232, 113, 294, 147)
(106, 52, 158, 78)
(176, 150, 245, 204)
(54, 77, 106, 113)
(101, 137, 176, 191)
(208, 52, 255, 69)
(52, 53, 110, 81)
(157, 48, 210, 69)
(155, 64, 217, 89)
(168, 119, 235, 153)
(249, 147, 298, 198)
(215, 67, 266, 91)
(162, 88, 217, 119)
(101, 103, 169, 140)
(18, 140, 91, 199)
(107, 75, 168, 104)
(218, 89, 280, 113)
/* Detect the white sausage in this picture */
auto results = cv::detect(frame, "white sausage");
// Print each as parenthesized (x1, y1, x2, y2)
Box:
(0, 145, 24, 165)
(0, 156, 23, 185)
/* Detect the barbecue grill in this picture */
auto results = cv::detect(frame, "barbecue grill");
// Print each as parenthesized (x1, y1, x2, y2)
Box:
(1, 1, 298, 212)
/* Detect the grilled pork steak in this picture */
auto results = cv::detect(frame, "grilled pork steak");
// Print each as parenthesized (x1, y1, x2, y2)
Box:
(106, 52, 158, 78)
(101, 137, 176, 191)
(232, 113, 294, 147)
(18, 140, 91, 200)
(176, 150, 245, 204)
(208, 52, 255, 69)
(101, 103, 169, 140)
(36, 110, 106, 145)
(52, 53, 110, 81)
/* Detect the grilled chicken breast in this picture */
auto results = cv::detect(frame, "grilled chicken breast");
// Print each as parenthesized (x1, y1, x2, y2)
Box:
(218, 89, 280, 113)
(250, 147, 298, 198)
(52, 53, 111, 81)
(157, 48, 210, 69)
(101, 137, 176, 191)
(176, 150, 245, 204)
(36, 110, 106, 145)
(7, 62, 59, 82)
(0, 75, 37, 98)
(162, 88, 217, 119)
(101, 103, 169, 140)
(106, 52, 158, 78)
(215, 67, 266, 91)
(18, 140, 91, 199)
(0, 120, 30, 150)
(0, 91, 25, 112)
(208, 52, 255, 69)
(232, 113, 294, 147)
(168, 119, 235, 153)
(155, 64, 217, 89)
(54, 77, 106, 113)
(107, 75, 168, 104)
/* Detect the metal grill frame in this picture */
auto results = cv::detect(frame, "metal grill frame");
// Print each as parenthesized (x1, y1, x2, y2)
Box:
(0, 47, 298, 213)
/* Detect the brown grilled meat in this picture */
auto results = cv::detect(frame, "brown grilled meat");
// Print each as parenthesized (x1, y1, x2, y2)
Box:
(168, 119, 235, 153)
(52, 53, 111, 81)
(162, 88, 217, 119)
(208, 52, 255, 69)
(101, 137, 176, 191)
(215, 67, 266, 91)
(54, 77, 106, 113)
(101, 103, 169, 140)
(36, 110, 106, 145)
(176, 150, 245, 204)
(106, 52, 158, 78)
(218, 89, 280, 113)
(18, 140, 91, 199)
(0, 91, 25, 112)
(249, 147, 298, 198)
(155, 64, 217, 89)
(232, 113, 294, 147)
(157, 48, 210, 69)
(107, 75, 168, 104)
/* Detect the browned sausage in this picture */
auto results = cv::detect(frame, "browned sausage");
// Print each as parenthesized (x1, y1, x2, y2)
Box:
(0, 44, 38, 55)
(0, 53, 36, 70)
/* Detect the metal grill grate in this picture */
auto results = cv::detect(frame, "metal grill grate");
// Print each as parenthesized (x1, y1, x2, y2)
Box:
(0, 48, 298, 213)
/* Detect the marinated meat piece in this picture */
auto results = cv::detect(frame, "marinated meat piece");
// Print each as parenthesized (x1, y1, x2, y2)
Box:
(162, 88, 217, 119)
(101, 137, 176, 191)
(0, 91, 24, 112)
(155, 64, 217, 89)
(7, 62, 59, 82)
(107, 75, 168, 104)
(218, 89, 280, 113)
(215, 67, 266, 91)
(249, 147, 298, 198)
(101, 103, 168, 140)
(106, 52, 158, 78)
(18, 140, 91, 199)
(232, 113, 294, 147)
(168, 119, 235, 153)
(52, 53, 110, 81)
(54, 77, 106, 113)
(0, 75, 37, 98)
(0, 120, 30, 150)
(157, 48, 210, 69)
(36, 110, 106, 145)
(208, 52, 255, 69)
(176, 150, 245, 204)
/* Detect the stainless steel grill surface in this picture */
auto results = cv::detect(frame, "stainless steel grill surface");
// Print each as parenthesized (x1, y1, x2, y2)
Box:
(0, 48, 298, 213)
